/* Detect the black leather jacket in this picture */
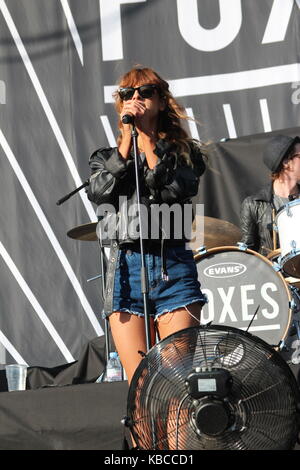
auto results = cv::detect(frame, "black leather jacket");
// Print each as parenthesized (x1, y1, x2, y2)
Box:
(240, 184, 275, 256)
(87, 138, 205, 316)
(240, 183, 300, 256)
(87, 139, 206, 245)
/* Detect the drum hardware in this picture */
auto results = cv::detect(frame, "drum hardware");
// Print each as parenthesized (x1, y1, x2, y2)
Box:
(236, 242, 247, 251)
(56, 180, 113, 371)
(289, 297, 297, 311)
(195, 246, 207, 256)
(280, 321, 300, 364)
(291, 284, 300, 300)
(289, 286, 300, 306)
(277, 339, 286, 351)
(286, 203, 292, 217)
(289, 286, 300, 319)
(66, 222, 111, 370)
(295, 321, 300, 340)
(289, 320, 300, 337)
(197, 242, 249, 255)
(280, 283, 300, 364)
(272, 262, 281, 272)
(291, 240, 297, 254)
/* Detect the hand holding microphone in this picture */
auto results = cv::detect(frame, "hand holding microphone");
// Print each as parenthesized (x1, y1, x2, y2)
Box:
(119, 97, 157, 163)
(121, 100, 147, 128)
(122, 113, 134, 125)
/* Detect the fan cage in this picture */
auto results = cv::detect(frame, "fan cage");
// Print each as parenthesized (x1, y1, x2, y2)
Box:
(127, 325, 300, 450)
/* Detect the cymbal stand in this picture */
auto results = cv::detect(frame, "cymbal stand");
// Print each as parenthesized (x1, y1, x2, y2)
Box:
(86, 240, 111, 381)
(97, 239, 111, 367)
(291, 285, 300, 340)
(56, 181, 111, 376)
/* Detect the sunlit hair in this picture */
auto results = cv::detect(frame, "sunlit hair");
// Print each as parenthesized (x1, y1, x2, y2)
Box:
(113, 66, 201, 166)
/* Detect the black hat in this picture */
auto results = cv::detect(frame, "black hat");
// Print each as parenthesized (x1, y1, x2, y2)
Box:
(263, 134, 300, 173)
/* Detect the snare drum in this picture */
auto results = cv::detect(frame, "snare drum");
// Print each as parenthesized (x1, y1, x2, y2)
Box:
(276, 199, 300, 278)
(195, 246, 292, 347)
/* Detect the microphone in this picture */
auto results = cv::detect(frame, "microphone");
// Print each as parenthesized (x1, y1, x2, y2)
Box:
(122, 114, 134, 125)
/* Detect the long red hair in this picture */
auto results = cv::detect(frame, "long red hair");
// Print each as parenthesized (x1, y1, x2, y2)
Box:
(113, 66, 198, 165)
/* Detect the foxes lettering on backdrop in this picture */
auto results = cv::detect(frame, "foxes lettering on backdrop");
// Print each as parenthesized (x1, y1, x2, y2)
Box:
(101, 0, 293, 57)
(0, 0, 299, 367)
(100, 0, 300, 142)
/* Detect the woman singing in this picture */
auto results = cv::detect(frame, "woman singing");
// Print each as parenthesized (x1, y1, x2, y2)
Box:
(88, 66, 206, 385)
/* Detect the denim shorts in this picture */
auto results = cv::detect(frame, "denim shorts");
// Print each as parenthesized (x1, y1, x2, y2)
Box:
(111, 243, 206, 319)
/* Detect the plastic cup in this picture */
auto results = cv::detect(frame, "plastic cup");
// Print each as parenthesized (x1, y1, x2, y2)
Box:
(5, 364, 28, 391)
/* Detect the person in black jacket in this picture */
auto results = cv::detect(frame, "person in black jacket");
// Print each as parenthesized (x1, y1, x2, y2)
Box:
(240, 134, 300, 257)
(88, 66, 206, 384)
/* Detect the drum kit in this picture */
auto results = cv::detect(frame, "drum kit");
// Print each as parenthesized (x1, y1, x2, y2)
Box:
(67, 200, 300, 365)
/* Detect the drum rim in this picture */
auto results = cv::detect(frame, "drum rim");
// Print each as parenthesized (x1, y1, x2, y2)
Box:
(276, 197, 300, 220)
(194, 245, 293, 347)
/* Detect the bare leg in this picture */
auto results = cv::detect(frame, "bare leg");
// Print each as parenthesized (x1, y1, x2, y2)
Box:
(109, 311, 156, 449)
(155, 302, 202, 450)
(156, 302, 201, 341)
(109, 311, 156, 385)
(109, 305, 201, 449)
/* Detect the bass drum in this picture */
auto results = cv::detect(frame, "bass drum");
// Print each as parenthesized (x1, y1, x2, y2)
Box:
(195, 246, 292, 348)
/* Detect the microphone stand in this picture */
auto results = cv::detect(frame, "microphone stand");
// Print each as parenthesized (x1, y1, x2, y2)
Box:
(131, 124, 152, 352)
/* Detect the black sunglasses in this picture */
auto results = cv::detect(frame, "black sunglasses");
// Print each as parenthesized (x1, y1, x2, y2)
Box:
(118, 84, 158, 101)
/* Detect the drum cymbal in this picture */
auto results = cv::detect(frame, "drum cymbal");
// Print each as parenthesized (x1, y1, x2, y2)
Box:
(189, 216, 242, 251)
(67, 222, 98, 241)
(285, 276, 300, 288)
(68, 216, 242, 248)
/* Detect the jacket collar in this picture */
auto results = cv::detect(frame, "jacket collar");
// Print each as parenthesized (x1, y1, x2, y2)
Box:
(252, 182, 300, 202)
(252, 183, 273, 202)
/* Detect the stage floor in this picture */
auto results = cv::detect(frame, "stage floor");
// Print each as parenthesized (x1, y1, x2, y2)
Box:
(0, 356, 299, 450)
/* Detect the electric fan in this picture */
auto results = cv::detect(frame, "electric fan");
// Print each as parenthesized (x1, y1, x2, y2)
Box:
(126, 325, 300, 450)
